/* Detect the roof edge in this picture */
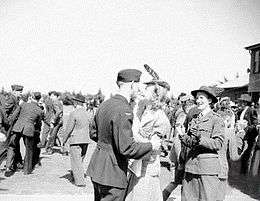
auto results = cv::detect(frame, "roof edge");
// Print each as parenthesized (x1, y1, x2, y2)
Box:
(245, 43, 260, 50)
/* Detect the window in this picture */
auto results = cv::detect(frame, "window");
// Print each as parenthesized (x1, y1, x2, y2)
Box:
(253, 50, 260, 73)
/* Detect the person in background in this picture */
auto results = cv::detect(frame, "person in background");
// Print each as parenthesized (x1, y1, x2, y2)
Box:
(37, 93, 55, 149)
(5, 92, 44, 176)
(87, 69, 161, 201)
(4, 84, 24, 176)
(60, 95, 75, 156)
(163, 94, 196, 201)
(237, 94, 258, 175)
(44, 91, 63, 155)
(179, 86, 225, 201)
(63, 94, 93, 187)
(216, 96, 248, 200)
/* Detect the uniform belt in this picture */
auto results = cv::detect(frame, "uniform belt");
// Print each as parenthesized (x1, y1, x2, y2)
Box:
(97, 142, 113, 151)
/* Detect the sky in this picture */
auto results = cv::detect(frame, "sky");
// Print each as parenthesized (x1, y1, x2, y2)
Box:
(0, 0, 259, 98)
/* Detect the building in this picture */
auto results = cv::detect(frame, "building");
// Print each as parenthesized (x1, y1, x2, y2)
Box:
(245, 43, 260, 102)
(217, 75, 248, 102)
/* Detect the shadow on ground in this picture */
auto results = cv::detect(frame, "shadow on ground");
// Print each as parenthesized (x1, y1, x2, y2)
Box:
(228, 161, 260, 200)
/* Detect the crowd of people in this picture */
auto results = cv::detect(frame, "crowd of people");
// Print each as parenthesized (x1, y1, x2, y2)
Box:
(0, 67, 259, 201)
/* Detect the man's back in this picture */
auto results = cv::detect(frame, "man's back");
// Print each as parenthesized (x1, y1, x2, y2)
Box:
(65, 108, 93, 144)
(87, 94, 152, 188)
(12, 102, 43, 136)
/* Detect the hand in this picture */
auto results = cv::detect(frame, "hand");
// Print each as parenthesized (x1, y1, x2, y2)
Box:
(150, 135, 161, 151)
(176, 125, 185, 136)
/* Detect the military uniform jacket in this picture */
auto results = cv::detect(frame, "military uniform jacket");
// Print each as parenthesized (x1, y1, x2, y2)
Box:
(63, 108, 92, 145)
(181, 110, 225, 175)
(12, 102, 44, 137)
(87, 94, 152, 188)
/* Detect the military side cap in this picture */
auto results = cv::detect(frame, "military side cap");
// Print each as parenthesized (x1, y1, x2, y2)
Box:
(238, 94, 251, 103)
(33, 92, 41, 100)
(72, 94, 85, 103)
(144, 79, 170, 91)
(191, 86, 218, 104)
(117, 69, 142, 83)
(11, 84, 23, 91)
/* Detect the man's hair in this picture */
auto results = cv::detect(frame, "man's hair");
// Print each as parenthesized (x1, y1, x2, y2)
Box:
(48, 91, 60, 97)
(116, 81, 125, 88)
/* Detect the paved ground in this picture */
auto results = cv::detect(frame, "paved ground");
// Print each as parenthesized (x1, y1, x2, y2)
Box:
(0, 142, 259, 201)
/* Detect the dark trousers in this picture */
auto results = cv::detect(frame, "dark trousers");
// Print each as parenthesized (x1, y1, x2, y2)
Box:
(241, 140, 254, 174)
(46, 122, 62, 149)
(33, 134, 41, 167)
(92, 181, 126, 201)
(6, 132, 23, 170)
(6, 132, 35, 174)
(23, 135, 34, 174)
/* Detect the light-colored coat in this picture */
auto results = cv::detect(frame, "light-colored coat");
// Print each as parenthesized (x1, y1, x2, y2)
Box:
(63, 107, 92, 145)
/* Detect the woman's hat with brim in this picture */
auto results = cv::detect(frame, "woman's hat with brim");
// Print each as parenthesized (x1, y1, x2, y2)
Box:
(191, 86, 218, 104)
(238, 94, 252, 103)
(72, 94, 86, 103)
(144, 79, 170, 91)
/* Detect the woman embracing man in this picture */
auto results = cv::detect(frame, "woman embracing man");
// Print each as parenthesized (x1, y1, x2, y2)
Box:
(125, 78, 171, 201)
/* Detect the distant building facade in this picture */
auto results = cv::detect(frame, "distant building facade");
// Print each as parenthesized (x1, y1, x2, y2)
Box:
(245, 43, 260, 102)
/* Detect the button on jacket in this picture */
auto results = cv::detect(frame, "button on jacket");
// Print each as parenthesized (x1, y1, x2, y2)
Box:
(87, 94, 152, 189)
(181, 111, 225, 175)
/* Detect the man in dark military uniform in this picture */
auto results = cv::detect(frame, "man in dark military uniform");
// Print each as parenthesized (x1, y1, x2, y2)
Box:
(5, 92, 44, 176)
(4, 84, 24, 176)
(87, 69, 161, 201)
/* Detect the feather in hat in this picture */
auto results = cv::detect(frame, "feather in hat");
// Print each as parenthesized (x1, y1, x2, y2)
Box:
(144, 64, 160, 80)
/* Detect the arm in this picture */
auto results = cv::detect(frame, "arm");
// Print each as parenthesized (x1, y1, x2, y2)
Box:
(63, 113, 76, 144)
(227, 128, 247, 161)
(245, 109, 258, 135)
(89, 114, 98, 142)
(51, 101, 63, 126)
(7, 105, 21, 125)
(113, 110, 152, 160)
(198, 117, 225, 151)
(35, 111, 43, 135)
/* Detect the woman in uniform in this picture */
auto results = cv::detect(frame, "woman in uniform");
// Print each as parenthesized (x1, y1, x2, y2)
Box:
(179, 86, 225, 201)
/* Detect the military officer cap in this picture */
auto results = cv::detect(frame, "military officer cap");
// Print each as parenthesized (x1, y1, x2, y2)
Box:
(117, 69, 142, 83)
(144, 79, 170, 91)
(191, 86, 218, 103)
(11, 84, 23, 92)
(72, 94, 86, 103)
(32, 92, 41, 100)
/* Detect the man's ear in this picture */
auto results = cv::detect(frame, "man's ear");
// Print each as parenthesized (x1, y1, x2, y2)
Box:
(130, 81, 135, 89)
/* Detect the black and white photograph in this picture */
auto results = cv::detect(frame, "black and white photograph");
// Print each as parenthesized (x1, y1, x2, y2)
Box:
(0, 0, 259, 201)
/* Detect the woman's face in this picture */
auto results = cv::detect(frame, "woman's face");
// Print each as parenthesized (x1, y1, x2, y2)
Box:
(144, 85, 155, 100)
(196, 92, 211, 111)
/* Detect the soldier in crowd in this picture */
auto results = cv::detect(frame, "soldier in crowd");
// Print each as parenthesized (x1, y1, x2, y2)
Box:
(4, 84, 24, 175)
(37, 93, 54, 149)
(5, 92, 44, 176)
(236, 94, 258, 175)
(62, 94, 93, 187)
(87, 69, 161, 201)
(178, 86, 225, 201)
(44, 91, 63, 155)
